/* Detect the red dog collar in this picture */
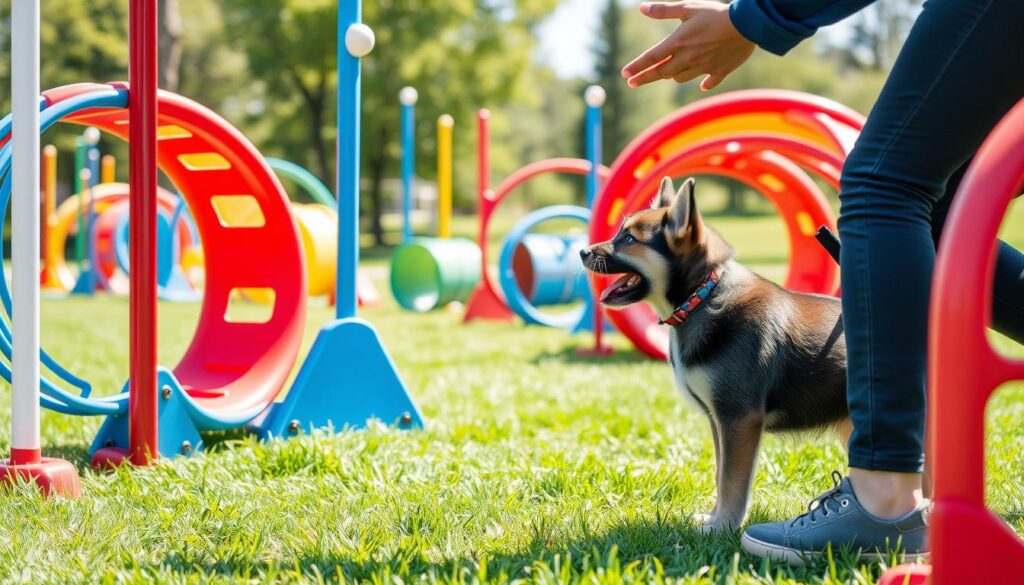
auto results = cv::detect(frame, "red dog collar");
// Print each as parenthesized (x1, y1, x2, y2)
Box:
(658, 268, 723, 327)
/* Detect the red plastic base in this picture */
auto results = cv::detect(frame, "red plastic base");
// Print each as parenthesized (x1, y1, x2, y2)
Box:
(574, 344, 614, 358)
(0, 457, 82, 498)
(91, 446, 137, 470)
(357, 270, 381, 308)
(463, 282, 515, 323)
(878, 564, 930, 585)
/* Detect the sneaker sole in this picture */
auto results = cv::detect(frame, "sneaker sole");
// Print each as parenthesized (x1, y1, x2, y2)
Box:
(740, 533, 929, 566)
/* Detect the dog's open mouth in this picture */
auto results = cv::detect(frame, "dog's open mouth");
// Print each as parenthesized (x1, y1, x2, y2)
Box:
(599, 272, 647, 306)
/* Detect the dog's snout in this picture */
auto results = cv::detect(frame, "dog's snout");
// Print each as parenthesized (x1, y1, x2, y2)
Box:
(580, 247, 594, 261)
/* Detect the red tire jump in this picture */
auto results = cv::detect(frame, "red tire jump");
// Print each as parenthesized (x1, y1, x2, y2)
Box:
(463, 157, 610, 323)
(45, 83, 305, 421)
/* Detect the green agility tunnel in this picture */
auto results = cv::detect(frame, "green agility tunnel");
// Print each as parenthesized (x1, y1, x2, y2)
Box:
(390, 237, 481, 312)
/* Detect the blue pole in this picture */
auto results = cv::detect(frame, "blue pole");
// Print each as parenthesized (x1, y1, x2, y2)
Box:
(400, 94, 416, 243)
(336, 1, 363, 320)
(585, 103, 602, 207)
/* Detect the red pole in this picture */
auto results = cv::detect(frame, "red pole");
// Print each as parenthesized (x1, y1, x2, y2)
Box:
(129, 0, 159, 465)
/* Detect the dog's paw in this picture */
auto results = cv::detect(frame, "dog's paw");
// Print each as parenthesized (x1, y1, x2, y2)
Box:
(691, 513, 737, 534)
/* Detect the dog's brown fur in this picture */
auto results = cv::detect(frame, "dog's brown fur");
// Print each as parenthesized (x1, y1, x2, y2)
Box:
(581, 177, 849, 531)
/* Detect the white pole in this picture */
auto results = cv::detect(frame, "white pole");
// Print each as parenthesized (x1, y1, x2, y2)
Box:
(10, 0, 41, 463)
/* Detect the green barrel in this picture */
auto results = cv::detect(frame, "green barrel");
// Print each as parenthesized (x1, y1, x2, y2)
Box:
(390, 237, 482, 312)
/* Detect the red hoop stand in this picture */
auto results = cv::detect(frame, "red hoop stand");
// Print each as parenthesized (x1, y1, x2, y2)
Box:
(878, 100, 1024, 585)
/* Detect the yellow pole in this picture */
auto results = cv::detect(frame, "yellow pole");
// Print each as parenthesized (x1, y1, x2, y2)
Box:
(40, 145, 63, 289)
(101, 154, 115, 183)
(437, 114, 453, 239)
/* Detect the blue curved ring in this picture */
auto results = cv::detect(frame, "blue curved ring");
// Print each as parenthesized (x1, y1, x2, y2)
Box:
(498, 205, 591, 329)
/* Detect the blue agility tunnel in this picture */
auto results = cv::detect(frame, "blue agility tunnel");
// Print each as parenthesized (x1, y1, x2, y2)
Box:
(498, 205, 592, 328)
(511, 233, 588, 306)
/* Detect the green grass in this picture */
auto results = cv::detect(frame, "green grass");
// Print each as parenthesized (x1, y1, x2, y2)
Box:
(1, 210, 1024, 584)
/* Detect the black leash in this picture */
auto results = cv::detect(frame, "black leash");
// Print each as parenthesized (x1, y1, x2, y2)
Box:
(815, 226, 841, 265)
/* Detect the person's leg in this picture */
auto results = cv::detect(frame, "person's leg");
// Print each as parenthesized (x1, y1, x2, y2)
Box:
(743, 0, 1024, 562)
(839, 0, 1024, 516)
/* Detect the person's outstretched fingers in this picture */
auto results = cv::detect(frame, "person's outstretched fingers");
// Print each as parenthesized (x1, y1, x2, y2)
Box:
(640, 1, 695, 20)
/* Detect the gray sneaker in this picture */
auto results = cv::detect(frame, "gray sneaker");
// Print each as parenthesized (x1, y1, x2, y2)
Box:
(741, 471, 929, 565)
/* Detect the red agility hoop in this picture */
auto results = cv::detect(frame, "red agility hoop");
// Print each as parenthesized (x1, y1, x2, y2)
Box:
(879, 99, 1024, 585)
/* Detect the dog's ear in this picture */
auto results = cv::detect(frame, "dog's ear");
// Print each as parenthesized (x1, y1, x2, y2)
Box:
(651, 176, 675, 209)
(667, 178, 704, 245)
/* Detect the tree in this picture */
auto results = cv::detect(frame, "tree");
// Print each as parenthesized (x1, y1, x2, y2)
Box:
(158, 0, 183, 92)
(217, 0, 559, 246)
(593, 0, 627, 158)
(219, 0, 338, 184)
(359, 0, 559, 244)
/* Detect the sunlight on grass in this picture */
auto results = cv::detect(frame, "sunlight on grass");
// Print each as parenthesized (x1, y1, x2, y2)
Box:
(0, 208, 1022, 583)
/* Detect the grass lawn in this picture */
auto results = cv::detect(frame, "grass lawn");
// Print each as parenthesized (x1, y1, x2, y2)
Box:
(1, 208, 1023, 584)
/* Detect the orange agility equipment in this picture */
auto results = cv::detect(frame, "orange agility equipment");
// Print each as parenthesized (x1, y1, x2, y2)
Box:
(590, 90, 864, 360)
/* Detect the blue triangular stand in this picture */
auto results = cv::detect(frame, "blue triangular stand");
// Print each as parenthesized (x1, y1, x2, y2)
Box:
(252, 318, 423, 440)
(88, 368, 203, 458)
(70, 265, 97, 296)
(159, 265, 202, 302)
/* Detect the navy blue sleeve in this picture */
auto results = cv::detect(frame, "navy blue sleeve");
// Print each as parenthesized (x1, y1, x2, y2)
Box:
(728, 0, 877, 56)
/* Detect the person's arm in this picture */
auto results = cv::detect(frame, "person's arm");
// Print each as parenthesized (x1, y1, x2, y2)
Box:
(729, 0, 877, 56)
(622, 0, 876, 90)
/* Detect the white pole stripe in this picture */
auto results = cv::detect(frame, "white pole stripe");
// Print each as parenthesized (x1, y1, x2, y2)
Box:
(11, 0, 42, 456)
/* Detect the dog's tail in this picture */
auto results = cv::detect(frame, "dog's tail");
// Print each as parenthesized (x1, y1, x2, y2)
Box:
(815, 226, 841, 265)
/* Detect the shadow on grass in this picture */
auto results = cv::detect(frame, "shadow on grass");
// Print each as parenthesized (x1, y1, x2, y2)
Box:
(529, 345, 652, 366)
(134, 515, 897, 582)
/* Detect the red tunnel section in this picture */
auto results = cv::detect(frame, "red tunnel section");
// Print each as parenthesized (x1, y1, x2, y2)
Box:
(44, 83, 306, 417)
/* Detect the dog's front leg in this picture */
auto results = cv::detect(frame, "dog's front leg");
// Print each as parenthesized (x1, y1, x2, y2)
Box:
(693, 415, 723, 528)
(706, 412, 764, 532)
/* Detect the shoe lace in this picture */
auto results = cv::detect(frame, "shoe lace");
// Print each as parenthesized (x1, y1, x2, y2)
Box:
(790, 470, 846, 528)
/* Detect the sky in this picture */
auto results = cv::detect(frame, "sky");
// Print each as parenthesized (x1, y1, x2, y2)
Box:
(535, 0, 617, 79)
(535, 0, 863, 80)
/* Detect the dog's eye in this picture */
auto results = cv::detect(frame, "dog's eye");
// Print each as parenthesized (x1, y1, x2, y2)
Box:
(622, 233, 636, 244)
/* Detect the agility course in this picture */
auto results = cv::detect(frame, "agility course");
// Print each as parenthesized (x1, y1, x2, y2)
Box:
(0, 0, 419, 489)
(2, 2, 1022, 582)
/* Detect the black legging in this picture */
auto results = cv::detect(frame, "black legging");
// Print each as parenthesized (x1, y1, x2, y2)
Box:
(838, 0, 1024, 472)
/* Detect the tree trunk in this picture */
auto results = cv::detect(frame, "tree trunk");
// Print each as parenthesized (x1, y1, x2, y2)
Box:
(307, 99, 331, 186)
(287, 67, 332, 186)
(367, 124, 390, 246)
(157, 0, 182, 91)
(727, 181, 745, 212)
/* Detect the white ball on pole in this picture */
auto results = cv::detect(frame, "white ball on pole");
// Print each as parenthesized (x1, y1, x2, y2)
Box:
(83, 126, 101, 146)
(345, 23, 376, 58)
(399, 86, 419, 107)
(584, 85, 607, 108)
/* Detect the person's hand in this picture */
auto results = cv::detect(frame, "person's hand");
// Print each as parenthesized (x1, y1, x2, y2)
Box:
(621, 1, 755, 91)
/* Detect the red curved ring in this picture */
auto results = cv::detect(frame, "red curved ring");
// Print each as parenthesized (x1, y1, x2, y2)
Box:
(44, 83, 305, 419)
(475, 158, 610, 305)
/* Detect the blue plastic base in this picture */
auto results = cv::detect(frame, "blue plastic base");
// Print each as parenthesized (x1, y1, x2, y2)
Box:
(88, 369, 203, 458)
(159, 265, 201, 302)
(70, 268, 97, 296)
(252, 318, 423, 439)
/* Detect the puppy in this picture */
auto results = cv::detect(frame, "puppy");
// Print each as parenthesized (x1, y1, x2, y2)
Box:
(581, 177, 848, 531)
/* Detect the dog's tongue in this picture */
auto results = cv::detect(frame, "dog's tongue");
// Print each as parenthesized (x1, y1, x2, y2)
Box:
(600, 274, 635, 302)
